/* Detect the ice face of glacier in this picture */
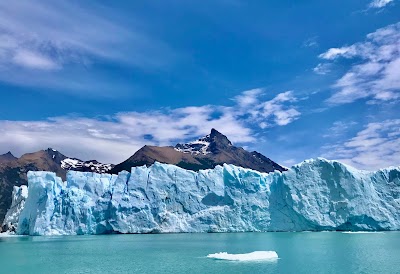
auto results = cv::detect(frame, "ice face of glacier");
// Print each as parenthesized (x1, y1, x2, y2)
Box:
(1, 185, 28, 233)
(10, 159, 400, 235)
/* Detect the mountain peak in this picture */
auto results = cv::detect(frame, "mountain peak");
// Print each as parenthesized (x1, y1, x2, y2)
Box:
(111, 128, 286, 174)
(42, 148, 67, 161)
(0, 151, 17, 162)
(174, 129, 232, 155)
(209, 128, 232, 146)
(210, 128, 220, 136)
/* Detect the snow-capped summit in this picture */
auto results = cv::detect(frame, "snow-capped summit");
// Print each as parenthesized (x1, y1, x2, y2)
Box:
(174, 128, 232, 155)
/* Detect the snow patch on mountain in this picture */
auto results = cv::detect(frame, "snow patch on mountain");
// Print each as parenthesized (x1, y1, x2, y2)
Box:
(61, 158, 113, 173)
(175, 134, 212, 155)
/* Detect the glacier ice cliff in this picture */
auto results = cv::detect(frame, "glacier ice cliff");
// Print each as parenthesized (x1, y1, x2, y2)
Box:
(4, 159, 400, 235)
(2, 185, 28, 233)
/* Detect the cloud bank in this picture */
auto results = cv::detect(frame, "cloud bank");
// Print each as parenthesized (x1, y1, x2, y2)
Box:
(0, 89, 301, 163)
(323, 119, 400, 170)
(318, 22, 400, 105)
(368, 0, 394, 8)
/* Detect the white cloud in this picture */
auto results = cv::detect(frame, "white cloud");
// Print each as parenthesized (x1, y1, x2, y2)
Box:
(0, 88, 301, 163)
(234, 89, 301, 128)
(318, 22, 400, 105)
(12, 50, 60, 70)
(368, 0, 394, 8)
(313, 63, 331, 75)
(0, 108, 251, 164)
(234, 88, 263, 108)
(258, 91, 301, 127)
(319, 46, 358, 60)
(322, 119, 400, 170)
(0, 1, 175, 93)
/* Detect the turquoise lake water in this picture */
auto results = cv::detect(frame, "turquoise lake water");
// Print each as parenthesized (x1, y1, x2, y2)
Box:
(0, 232, 399, 273)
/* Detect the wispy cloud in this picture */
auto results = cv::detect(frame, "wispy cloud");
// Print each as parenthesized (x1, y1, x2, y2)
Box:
(12, 50, 60, 70)
(322, 121, 358, 138)
(234, 89, 301, 128)
(313, 63, 331, 75)
(0, 0, 175, 94)
(318, 22, 400, 105)
(322, 119, 400, 170)
(303, 36, 319, 48)
(234, 88, 264, 108)
(368, 0, 394, 8)
(0, 89, 301, 163)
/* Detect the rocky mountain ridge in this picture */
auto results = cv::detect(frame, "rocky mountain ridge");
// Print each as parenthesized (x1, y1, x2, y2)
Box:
(111, 128, 286, 174)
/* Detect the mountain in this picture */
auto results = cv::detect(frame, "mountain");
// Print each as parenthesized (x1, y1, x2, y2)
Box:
(0, 148, 113, 223)
(111, 128, 286, 174)
(0, 152, 17, 163)
(6, 159, 400, 235)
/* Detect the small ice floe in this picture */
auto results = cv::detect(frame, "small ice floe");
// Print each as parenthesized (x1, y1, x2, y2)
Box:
(342, 231, 384, 234)
(207, 251, 278, 261)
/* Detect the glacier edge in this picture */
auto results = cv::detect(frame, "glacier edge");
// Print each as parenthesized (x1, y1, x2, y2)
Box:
(3, 159, 400, 235)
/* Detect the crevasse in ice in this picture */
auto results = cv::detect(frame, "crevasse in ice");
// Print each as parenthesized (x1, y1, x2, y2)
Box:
(6, 158, 400, 235)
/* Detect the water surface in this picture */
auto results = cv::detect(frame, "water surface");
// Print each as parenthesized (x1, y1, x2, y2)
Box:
(1, 232, 399, 273)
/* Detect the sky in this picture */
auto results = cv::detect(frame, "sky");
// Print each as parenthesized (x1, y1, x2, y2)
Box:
(0, 0, 399, 170)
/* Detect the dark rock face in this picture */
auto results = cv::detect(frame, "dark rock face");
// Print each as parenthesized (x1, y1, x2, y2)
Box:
(112, 129, 286, 174)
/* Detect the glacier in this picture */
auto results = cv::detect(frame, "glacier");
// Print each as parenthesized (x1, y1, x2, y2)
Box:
(3, 158, 400, 235)
(2, 185, 28, 233)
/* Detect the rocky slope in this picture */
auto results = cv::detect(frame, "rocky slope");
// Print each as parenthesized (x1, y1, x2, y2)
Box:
(111, 129, 286, 174)
(6, 159, 400, 235)
(0, 152, 17, 163)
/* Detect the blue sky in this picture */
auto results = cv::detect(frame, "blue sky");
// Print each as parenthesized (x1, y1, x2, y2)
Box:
(0, 0, 399, 169)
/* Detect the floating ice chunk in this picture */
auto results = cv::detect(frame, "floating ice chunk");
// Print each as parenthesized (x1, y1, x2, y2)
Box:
(207, 251, 278, 261)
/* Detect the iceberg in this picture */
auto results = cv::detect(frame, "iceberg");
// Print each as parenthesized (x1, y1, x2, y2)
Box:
(4, 158, 400, 235)
(206, 251, 278, 261)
